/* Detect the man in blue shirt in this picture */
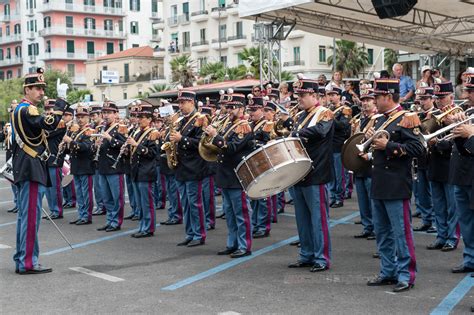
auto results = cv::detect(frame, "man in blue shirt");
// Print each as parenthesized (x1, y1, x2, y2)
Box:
(392, 63, 415, 103)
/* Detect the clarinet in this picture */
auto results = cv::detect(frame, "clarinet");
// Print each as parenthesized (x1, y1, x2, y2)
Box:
(52, 121, 74, 166)
(93, 122, 107, 162)
(111, 140, 128, 169)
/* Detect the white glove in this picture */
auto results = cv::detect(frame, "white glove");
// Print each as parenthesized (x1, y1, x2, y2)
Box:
(57, 78, 69, 99)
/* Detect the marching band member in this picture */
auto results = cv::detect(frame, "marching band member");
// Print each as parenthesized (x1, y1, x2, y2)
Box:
(64, 105, 94, 225)
(96, 101, 127, 232)
(172, 90, 210, 247)
(326, 83, 352, 208)
(205, 93, 254, 258)
(247, 95, 272, 238)
(90, 105, 106, 216)
(61, 107, 76, 210)
(152, 108, 167, 211)
(127, 103, 160, 238)
(124, 104, 140, 221)
(365, 79, 424, 292)
(288, 78, 334, 272)
(426, 81, 460, 251)
(12, 68, 68, 274)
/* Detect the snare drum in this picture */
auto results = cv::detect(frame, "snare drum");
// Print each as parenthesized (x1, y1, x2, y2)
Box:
(234, 137, 312, 200)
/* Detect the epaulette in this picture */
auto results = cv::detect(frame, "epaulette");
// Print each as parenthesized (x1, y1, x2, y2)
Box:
(342, 106, 352, 117)
(399, 112, 421, 129)
(70, 123, 80, 133)
(263, 121, 275, 133)
(84, 128, 93, 137)
(194, 114, 210, 128)
(320, 109, 335, 122)
(118, 124, 128, 135)
(235, 120, 251, 135)
(28, 105, 39, 116)
(149, 129, 160, 141)
(57, 119, 66, 129)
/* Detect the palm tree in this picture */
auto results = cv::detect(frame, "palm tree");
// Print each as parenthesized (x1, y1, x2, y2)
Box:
(327, 40, 369, 77)
(280, 71, 294, 82)
(238, 47, 261, 71)
(170, 55, 195, 87)
(148, 83, 170, 94)
(384, 48, 398, 75)
(220, 66, 247, 81)
(199, 62, 225, 83)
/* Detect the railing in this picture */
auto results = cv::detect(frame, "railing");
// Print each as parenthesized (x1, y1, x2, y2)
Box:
(227, 35, 247, 41)
(192, 40, 209, 46)
(179, 14, 190, 24)
(211, 7, 227, 12)
(0, 34, 23, 45)
(40, 2, 125, 15)
(283, 60, 305, 67)
(39, 26, 125, 38)
(0, 57, 23, 67)
(43, 50, 89, 60)
(191, 10, 208, 16)
(212, 38, 228, 43)
(168, 16, 178, 26)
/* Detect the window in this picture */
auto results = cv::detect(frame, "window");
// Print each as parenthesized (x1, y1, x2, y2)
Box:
(237, 54, 243, 65)
(17, 68, 22, 78)
(220, 55, 227, 67)
(130, 0, 140, 11)
(123, 92, 127, 99)
(218, 0, 225, 8)
(34, 43, 39, 55)
(182, 2, 189, 19)
(132, 44, 139, 48)
(87, 41, 95, 55)
(45, 40, 51, 53)
(171, 5, 177, 18)
(44, 16, 51, 28)
(7, 70, 12, 79)
(15, 46, 21, 57)
(368, 48, 374, 65)
(200, 28, 206, 41)
(14, 24, 20, 34)
(4, 4, 10, 16)
(130, 21, 139, 34)
(66, 40, 75, 53)
(118, 20, 123, 32)
(236, 22, 243, 37)
(293, 46, 300, 62)
(84, 0, 95, 5)
(183, 31, 190, 47)
(318, 45, 326, 63)
(84, 17, 96, 29)
(106, 42, 114, 54)
(152, 0, 158, 13)
(67, 64, 75, 77)
(27, 0, 36, 9)
(5, 25, 9, 36)
(0, 71, 4, 80)
(124, 63, 129, 82)
(219, 24, 226, 40)
(6, 48, 11, 59)
(104, 19, 113, 31)
(0, 49, 3, 60)
(198, 57, 207, 70)
(119, 42, 123, 51)
(199, 0, 205, 11)
(65, 16, 73, 28)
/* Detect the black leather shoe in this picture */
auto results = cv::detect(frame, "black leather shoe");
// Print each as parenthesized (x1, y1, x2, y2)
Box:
(372, 252, 381, 259)
(92, 210, 106, 216)
(441, 243, 457, 252)
(427, 242, 444, 250)
(160, 220, 170, 225)
(217, 248, 237, 255)
(310, 263, 328, 272)
(216, 213, 225, 219)
(367, 233, 376, 240)
(105, 226, 121, 232)
(393, 281, 414, 292)
(132, 232, 153, 238)
(426, 226, 437, 233)
(230, 249, 251, 258)
(97, 225, 110, 231)
(288, 261, 313, 268)
(330, 201, 343, 208)
(451, 264, 474, 273)
(413, 224, 432, 232)
(289, 240, 300, 246)
(206, 225, 215, 231)
(12, 208, 18, 213)
(131, 216, 139, 221)
(7, 207, 18, 213)
(187, 239, 205, 247)
(329, 200, 336, 207)
(76, 220, 92, 226)
(177, 239, 192, 246)
(156, 205, 165, 210)
(412, 212, 422, 218)
(167, 219, 181, 225)
(253, 230, 269, 239)
(124, 214, 135, 220)
(344, 193, 352, 199)
(354, 220, 362, 225)
(367, 276, 397, 286)
(63, 203, 75, 209)
(354, 231, 373, 239)
(19, 265, 53, 275)
(277, 208, 285, 214)
(69, 219, 79, 225)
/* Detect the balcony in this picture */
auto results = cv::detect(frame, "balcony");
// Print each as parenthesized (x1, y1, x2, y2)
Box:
(152, 19, 165, 30)
(283, 60, 306, 71)
(168, 16, 178, 27)
(179, 45, 191, 54)
(227, 5, 239, 15)
(227, 35, 247, 47)
(26, 8, 35, 17)
(39, 26, 126, 39)
(210, 7, 227, 19)
(40, 2, 126, 16)
(0, 57, 23, 67)
(0, 34, 22, 45)
(153, 47, 165, 58)
(190, 10, 208, 23)
(28, 55, 36, 63)
(179, 14, 190, 25)
(27, 32, 36, 40)
(288, 30, 305, 39)
(42, 50, 89, 61)
(0, 13, 21, 22)
(150, 12, 162, 20)
(150, 34, 162, 43)
(191, 40, 209, 52)
(72, 75, 86, 85)
(211, 38, 228, 50)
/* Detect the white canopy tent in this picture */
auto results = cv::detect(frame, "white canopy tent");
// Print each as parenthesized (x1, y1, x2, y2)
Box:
(239, 0, 474, 56)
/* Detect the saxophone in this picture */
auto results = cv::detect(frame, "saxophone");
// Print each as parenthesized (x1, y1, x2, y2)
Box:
(161, 112, 181, 170)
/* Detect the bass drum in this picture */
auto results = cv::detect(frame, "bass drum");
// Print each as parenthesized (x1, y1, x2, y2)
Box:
(235, 137, 312, 200)
(341, 133, 371, 173)
(61, 160, 74, 187)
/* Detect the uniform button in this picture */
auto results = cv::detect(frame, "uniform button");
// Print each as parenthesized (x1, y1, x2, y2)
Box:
(385, 166, 389, 169)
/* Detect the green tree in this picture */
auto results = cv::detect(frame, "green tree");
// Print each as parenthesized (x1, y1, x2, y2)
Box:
(170, 55, 195, 87)
(148, 83, 170, 94)
(280, 71, 294, 82)
(327, 40, 369, 77)
(238, 47, 261, 72)
(221, 66, 247, 81)
(384, 48, 398, 75)
(0, 78, 23, 122)
(43, 69, 73, 99)
(199, 62, 225, 82)
(66, 89, 92, 104)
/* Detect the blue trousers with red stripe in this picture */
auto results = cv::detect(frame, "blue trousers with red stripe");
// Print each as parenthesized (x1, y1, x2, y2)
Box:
(13, 181, 46, 272)
(45, 167, 63, 216)
(99, 174, 125, 228)
(293, 184, 331, 267)
(221, 188, 252, 251)
(430, 181, 459, 247)
(372, 199, 417, 284)
(176, 180, 206, 242)
(126, 174, 138, 217)
(132, 181, 156, 234)
(73, 175, 93, 222)
(251, 198, 271, 234)
(164, 174, 182, 222)
(202, 176, 216, 229)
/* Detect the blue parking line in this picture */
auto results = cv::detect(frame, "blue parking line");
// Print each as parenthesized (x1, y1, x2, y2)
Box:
(430, 274, 474, 314)
(0, 209, 77, 228)
(42, 223, 160, 256)
(161, 211, 360, 291)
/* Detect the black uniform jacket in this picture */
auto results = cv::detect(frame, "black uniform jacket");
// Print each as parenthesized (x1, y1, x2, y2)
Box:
(212, 118, 255, 189)
(46, 124, 67, 167)
(449, 136, 474, 209)
(370, 108, 425, 200)
(97, 123, 127, 175)
(292, 104, 335, 186)
(67, 126, 95, 176)
(175, 110, 210, 182)
(11, 100, 64, 186)
(332, 105, 352, 153)
(130, 127, 159, 182)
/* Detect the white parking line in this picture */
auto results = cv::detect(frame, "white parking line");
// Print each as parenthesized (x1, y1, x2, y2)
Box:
(69, 267, 125, 282)
(0, 244, 12, 249)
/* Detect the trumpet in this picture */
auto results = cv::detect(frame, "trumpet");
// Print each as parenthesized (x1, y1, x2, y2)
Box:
(93, 122, 107, 162)
(356, 130, 390, 153)
(422, 111, 474, 144)
(432, 106, 464, 124)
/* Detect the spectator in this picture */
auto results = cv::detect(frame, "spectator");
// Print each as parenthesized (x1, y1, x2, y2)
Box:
(342, 81, 360, 106)
(392, 63, 415, 103)
(331, 71, 343, 88)
(252, 85, 262, 97)
(417, 65, 434, 88)
(318, 74, 328, 87)
(432, 68, 447, 82)
(455, 69, 466, 100)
